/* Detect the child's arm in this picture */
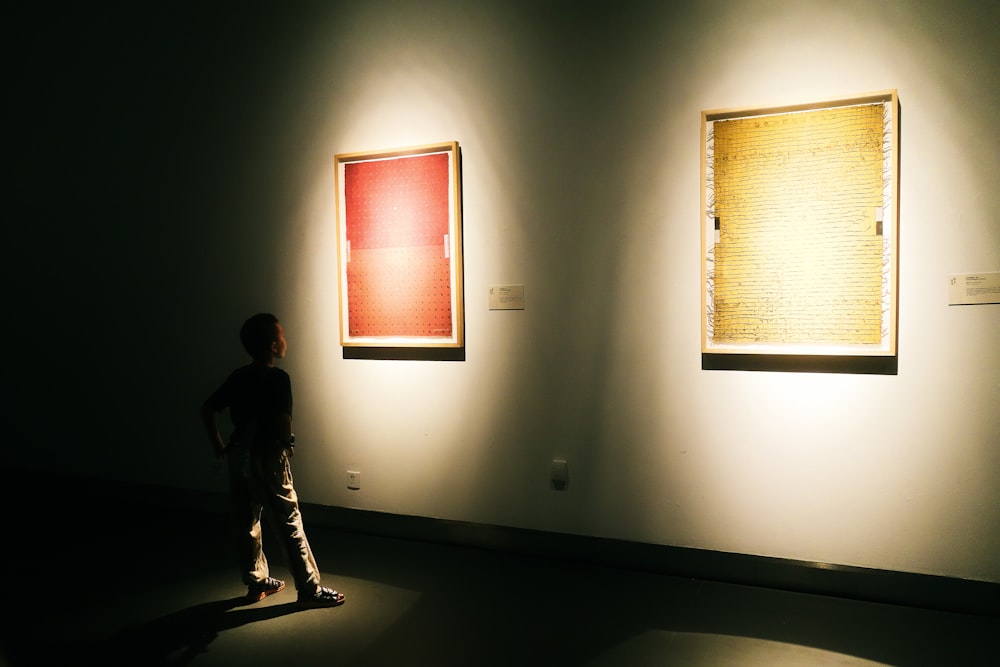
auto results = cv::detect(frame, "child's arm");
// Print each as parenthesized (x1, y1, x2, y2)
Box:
(277, 412, 294, 456)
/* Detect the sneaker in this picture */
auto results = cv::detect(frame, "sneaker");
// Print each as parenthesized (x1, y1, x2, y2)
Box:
(246, 577, 285, 602)
(297, 586, 345, 608)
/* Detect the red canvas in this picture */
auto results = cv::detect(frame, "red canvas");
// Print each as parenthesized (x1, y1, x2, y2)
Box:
(344, 152, 452, 338)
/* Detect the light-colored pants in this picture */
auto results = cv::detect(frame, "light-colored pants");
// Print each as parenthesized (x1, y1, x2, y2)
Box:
(227, 444, 320, 593)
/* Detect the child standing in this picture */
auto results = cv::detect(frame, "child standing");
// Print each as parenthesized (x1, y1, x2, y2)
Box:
(200, 313, 345, 607)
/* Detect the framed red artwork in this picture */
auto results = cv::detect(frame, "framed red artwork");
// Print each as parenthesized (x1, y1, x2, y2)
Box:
(335, 141, 464, 348)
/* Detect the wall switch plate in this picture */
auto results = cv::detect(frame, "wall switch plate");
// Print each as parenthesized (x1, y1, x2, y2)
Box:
(347, 470, 361, 490)
(550, 458, 568, 491)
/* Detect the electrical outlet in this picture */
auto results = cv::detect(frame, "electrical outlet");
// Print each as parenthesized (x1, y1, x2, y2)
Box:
(347, 470, 361, 490)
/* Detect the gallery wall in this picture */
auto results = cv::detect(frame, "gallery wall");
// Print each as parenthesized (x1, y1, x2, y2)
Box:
(9, 0, 998, 584)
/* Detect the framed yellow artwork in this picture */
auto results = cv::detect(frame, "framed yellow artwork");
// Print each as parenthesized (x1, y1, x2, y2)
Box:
(701, 91, 899, 372)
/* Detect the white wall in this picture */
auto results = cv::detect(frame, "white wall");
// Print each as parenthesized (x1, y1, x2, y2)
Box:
(267, 0, 998, 582)
(11, 1, 997, 583)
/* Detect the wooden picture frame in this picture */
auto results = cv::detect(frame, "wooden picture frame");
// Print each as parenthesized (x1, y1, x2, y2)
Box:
(335, 141, 464, 348)
(701, 91, 899, 368)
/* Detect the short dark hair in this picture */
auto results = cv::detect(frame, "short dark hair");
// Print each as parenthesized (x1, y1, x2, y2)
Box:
(240, 313, 280, 358)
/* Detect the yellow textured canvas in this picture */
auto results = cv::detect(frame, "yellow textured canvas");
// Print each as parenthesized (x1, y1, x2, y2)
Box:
(712, 104, 884, 345)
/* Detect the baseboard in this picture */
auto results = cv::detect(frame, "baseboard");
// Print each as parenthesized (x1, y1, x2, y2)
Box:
(305, 503, 999, 618)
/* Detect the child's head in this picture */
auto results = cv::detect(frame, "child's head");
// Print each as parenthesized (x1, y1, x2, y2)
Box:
(240, 313, 286, 361)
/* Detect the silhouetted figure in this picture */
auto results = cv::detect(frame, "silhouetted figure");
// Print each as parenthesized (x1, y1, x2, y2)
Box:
(201, 313, 345, 607)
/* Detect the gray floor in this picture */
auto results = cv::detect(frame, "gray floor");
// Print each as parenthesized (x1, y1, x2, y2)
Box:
(2, 495, 996, 666)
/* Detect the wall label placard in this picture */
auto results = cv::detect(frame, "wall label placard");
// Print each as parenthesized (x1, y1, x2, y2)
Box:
(948, 273, 1000, 305)
(489, 285, 525, 310)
